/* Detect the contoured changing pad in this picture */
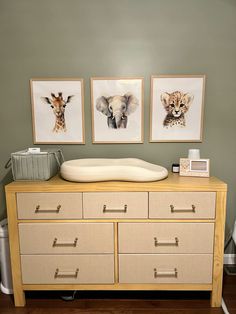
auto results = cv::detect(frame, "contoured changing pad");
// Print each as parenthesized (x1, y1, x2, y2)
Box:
(60, 158, 168, 182)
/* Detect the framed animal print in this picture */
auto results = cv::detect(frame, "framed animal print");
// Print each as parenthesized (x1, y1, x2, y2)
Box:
(150, 75, 205, 142)
(91, 77, 144, 143)
(30, 78, 85, 144)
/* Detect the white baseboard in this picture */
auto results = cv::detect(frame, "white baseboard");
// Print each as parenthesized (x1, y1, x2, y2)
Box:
(224, 254, 236, 265)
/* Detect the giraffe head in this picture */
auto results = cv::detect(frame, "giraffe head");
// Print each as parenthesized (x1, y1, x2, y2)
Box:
(41, 92, 74, 117)
(41, 92, 74, 132)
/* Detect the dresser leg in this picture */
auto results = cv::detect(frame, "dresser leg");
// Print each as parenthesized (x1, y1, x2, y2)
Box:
(6, 192, 26, 307)
(210, 287, 222, 308)
(14, 288, 26, 307)
(211, 191, 227, 308)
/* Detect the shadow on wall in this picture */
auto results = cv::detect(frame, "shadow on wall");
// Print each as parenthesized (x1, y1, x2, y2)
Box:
(0, 171, 13, 221)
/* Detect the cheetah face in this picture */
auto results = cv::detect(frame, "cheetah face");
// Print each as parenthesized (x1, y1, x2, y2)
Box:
(161, 91, 194, 118)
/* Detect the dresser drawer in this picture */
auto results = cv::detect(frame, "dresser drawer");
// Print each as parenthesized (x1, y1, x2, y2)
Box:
(149, 192, 216, 219)
(83, 192, 148, 219)
(119, 222, 214, 254)
(21, 254, 114, 284)
(19, 223, 114, 254)
(17, 193, 82, 219)
(119, 254, 213, 284)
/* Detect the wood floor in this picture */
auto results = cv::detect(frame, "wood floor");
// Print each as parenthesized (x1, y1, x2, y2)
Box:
(0, 273, 235, 314)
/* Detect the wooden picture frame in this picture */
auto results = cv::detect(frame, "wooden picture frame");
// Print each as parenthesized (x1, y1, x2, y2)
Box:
(91, 77, 144, 143)
(150, 75, 205, 142)
(30, 78, 85, 144)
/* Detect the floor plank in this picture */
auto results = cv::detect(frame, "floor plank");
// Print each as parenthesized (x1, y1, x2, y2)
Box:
(0, 272, 235, 313)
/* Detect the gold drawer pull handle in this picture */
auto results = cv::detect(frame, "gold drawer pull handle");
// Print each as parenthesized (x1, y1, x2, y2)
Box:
(103, 204, 127, 213)
(170, 204, 195, 213)
(54, 268, 79, 279)
(35, 205, 61, 213)
(154, 268, 178, 278)
(154, 237, 179, 247)
(53, 238, 78, 247)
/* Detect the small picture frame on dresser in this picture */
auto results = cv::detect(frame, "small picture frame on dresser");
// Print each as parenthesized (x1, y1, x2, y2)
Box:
(179, 158, 210, 177)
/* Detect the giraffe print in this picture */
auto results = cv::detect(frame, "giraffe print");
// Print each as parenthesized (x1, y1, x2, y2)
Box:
(41, 92, 74, 132)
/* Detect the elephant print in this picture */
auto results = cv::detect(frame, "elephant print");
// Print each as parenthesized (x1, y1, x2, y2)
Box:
(96, 93, 139, 129)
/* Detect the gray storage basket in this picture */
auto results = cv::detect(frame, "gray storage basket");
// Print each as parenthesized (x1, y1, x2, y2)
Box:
(7, 149, 64, 181)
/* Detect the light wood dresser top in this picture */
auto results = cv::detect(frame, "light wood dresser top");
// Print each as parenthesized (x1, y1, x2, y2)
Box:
(5, 173, 227, 192)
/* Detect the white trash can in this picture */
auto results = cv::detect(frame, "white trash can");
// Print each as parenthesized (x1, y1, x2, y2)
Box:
(0, 219, 13, 294)
(232, 220, 236, 245)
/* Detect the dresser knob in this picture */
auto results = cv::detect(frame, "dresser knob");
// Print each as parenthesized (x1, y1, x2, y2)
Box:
(53, 237, 78, 247)
(35, 204, 61, 213)
(154, 237, 179, 247)
(54, 268, 79, 279)
(170, 204, 196, 213)
(103, 204, 127, 213)
(154, 268, 178, 278)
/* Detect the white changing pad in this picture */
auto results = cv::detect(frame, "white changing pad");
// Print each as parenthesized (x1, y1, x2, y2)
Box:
(60, 158, 168, 182)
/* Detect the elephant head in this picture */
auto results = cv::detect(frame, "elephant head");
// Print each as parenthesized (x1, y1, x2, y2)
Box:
(96, 93, 139, 129)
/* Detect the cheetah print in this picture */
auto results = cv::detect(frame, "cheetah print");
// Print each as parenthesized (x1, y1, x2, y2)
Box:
(160, 91, 194, 128)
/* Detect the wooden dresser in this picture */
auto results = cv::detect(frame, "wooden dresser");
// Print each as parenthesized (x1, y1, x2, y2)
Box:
(5, 174, 227, 307)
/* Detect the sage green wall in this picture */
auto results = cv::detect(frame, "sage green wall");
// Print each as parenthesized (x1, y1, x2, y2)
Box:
(0, 0, 236, 247)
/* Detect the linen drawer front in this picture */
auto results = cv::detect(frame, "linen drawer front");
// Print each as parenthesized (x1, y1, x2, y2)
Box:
(83, 192, 148, 219)
(119, 254, 213, 284)
(118, 223, 214, 254)
(21, 255, 114, 284)
(19, 223, 114, 254)
(149, 192, 216, 219)
(17, 193, 82, 219)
